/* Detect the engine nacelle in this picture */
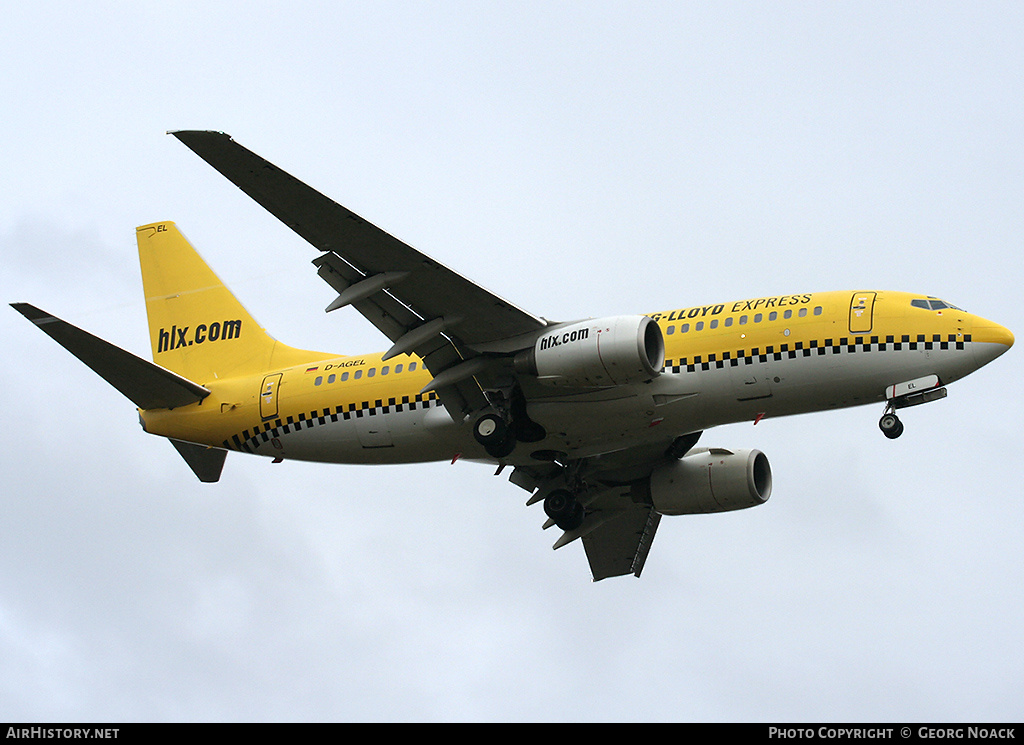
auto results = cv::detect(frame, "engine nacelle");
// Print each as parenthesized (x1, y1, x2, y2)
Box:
(640, 448, 772, 516)
(515, 315, 665, 388)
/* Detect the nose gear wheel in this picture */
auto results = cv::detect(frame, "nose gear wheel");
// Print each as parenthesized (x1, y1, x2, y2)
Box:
(878, 409, 904, 439)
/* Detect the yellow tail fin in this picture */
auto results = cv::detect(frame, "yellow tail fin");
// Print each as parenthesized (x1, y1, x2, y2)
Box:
(137, 222, 327, 381)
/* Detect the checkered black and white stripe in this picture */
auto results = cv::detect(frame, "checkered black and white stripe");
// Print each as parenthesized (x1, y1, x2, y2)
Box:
(663, 334, 970, 374)
(225, 391, 441, 453)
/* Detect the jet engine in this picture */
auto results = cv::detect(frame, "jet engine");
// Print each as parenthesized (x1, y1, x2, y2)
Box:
(515, 315, 665, 388)
(639, 448, 772, 515)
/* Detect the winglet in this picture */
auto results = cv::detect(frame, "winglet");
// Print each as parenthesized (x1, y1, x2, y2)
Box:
(167, 129, 231, 139)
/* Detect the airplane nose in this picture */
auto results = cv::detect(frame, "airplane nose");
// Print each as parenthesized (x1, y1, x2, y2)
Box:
(976, 322, 1014, 348)
(972, 319, 1014, 366)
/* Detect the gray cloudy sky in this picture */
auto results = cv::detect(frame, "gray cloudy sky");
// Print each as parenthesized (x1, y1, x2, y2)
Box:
(2, 1, 1021, 722)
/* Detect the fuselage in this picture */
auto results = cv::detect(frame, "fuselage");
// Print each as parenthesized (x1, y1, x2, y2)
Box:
(140, 289, 1013, 466)
(19, 132, 1015, 581)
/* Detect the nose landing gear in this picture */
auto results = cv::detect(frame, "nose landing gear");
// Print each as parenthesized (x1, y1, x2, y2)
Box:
(878, 410, 904, 439)
(878, 376, 948, 440)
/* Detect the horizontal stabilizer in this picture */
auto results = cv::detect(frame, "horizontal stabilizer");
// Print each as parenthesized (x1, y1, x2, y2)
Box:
(170, 439, 227, 482)
(11, 303, 210, 410)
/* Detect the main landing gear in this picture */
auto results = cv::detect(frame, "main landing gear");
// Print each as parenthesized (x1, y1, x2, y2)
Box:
(472, 385, 546, 459)
(542, 489, 585, 531)
(472, 413, 517, 458)
(472, 401, 584, 532)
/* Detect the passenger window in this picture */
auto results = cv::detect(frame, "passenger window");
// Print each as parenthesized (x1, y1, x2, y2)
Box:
(381, 366, 389, 375)
(367, 368, 376, 378)
(739, 315, 748, 325)
(409, 362, 417, 372)
(710, 319, 718, 329)
(725, 317, 733, 327)
(395, 364, 403, 374)
(328, 374, 336, 384)
(354, 370, 362, 380)
(314, 376, 323, 386)
(799, 308, 807, 317)
(784, 310, 792, 319)
(696, 321, 704, 331)
(341, 372, 349, 381)
(813, 306, 823, 316)
(666, 325, 675, 335)
(754, 313, 763, 323)
(769, 311, 778, 321)
(681, 323, 690, 333)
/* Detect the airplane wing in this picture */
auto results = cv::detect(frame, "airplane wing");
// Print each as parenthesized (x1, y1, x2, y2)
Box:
(511, 438, 687, 580)
(172, 131, 682, 578)
(171, 130, 550, 419)
(583, 507, 662, 580)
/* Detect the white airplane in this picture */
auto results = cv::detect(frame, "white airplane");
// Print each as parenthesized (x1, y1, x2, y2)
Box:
(12, 131, 1014, 580)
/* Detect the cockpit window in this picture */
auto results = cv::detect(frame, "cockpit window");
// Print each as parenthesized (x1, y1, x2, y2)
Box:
(912, 297, 964, 311)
